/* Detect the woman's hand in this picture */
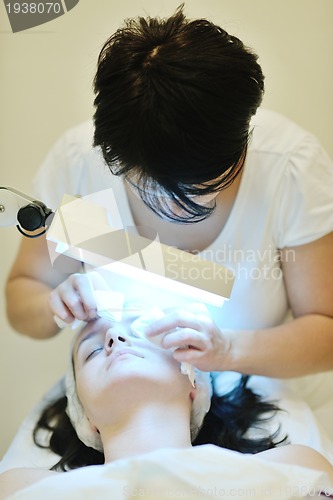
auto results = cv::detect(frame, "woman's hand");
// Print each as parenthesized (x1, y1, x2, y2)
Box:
(48, 271, 111, 325)
(143, 308, 232, 372)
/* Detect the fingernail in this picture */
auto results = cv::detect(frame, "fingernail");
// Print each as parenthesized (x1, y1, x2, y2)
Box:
(53, 315, 68, 329)
(88, 309, 98, 320)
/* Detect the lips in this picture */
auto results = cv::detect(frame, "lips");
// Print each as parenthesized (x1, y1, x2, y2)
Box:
(108, 348, 144, 367)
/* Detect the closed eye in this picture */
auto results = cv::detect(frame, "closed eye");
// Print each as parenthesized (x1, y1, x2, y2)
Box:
(86, 347, 103, 361)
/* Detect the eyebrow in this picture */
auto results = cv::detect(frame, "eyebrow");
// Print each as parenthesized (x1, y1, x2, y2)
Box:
(75, 329, 103, 356)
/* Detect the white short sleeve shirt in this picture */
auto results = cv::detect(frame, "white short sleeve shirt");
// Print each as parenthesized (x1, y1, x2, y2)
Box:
(32, 109, 333, 330)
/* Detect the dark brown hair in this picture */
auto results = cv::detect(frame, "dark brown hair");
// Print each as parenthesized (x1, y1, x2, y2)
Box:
(93, 5, 264, 222)
(34, 376, 285, 471)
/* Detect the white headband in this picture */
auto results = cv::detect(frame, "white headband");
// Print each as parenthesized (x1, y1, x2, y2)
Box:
(65, 305, 213, 452)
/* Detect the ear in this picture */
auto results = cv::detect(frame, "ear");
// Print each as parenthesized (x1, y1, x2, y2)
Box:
(86, 415, 99, 434)
(190, 384, 197, 402)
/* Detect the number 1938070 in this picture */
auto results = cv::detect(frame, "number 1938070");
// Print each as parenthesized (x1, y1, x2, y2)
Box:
(6, 2, 62, 14)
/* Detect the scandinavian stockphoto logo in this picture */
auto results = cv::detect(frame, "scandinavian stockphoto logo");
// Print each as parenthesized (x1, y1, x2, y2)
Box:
(45, 188, 167, 280)
(4, 0, 79, 33)
(45, 189, 234, 310)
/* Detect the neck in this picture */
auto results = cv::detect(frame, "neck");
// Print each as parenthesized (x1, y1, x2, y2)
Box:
(100, 403, 192, 463)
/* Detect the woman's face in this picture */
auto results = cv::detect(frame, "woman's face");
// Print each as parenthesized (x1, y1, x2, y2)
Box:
(73, 317, 193, 429)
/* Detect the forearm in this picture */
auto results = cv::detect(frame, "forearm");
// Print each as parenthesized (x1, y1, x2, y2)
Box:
(6, 277, 60, 339)
(226, 314, 333, 378)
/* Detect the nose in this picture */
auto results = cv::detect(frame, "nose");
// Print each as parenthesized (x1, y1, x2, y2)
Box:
(104, 328, 132, 352)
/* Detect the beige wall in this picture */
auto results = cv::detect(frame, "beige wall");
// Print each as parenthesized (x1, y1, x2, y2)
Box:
(0, 0, 332, 458)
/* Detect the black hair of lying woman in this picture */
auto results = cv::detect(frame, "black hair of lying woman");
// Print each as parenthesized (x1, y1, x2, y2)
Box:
(33, 375, 287, 471)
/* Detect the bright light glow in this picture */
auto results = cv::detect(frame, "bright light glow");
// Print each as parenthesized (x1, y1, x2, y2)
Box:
(106, 259, 226, 307)
(48, 193, 234, 309)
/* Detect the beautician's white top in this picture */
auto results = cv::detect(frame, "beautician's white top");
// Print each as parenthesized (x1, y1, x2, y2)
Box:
(32, 109, 333, 330)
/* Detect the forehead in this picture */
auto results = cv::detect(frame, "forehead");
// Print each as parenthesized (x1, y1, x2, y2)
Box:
(76, 318, 112, 340)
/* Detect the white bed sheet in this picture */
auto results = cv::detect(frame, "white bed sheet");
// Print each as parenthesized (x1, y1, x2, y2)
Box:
(7, 445, 333, 500)
(2, 372, 333, 499)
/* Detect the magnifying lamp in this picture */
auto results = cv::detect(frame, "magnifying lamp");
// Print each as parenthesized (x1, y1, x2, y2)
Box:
(47, 192, 235, 307)
(0, 186, 54, 237)
(0, 186, 234, 307)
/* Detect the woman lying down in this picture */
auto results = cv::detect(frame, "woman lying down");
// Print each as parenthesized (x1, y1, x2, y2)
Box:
(1, 315, 333, 499)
